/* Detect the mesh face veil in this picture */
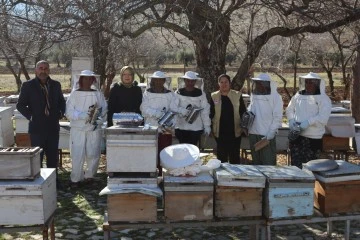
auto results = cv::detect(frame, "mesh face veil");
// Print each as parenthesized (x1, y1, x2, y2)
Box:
(299, 78, 320, 95)
(251, 80, 271, 95)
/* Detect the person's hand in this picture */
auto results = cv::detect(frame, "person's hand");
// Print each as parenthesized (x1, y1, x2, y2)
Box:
(288, 119, 296, 130)
(266, 130, 276, 140)
(180, 108, 190, 117)
(154, 110, 163, 119)
(300, 120, 310, 130)
(204, 126, 211, 136)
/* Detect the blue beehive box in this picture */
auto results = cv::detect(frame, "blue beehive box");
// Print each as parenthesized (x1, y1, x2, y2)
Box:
(256, 165, 315, 219)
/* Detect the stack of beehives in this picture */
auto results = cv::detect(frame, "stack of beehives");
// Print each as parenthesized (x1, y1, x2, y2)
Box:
(102, 125, 161, 222)
(0, 147, 57, 225)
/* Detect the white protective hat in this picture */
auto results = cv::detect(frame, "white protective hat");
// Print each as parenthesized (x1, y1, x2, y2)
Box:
(180, 71, 200, 80)
(299, 72, 321, 79)
(147, 71, 172, 89)
(76, 70, 100, 77)
(251, 73, 271, 81)
(298, 72, 321, 95)
(74, 70, 100, 91)
(251, 73, 271, 95)
(177, 71, 204, 90)
(160, 144, 200, 169)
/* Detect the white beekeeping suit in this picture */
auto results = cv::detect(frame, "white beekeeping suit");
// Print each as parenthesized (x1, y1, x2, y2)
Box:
(65, 70, 107, 185)
(140, 71, 177, 129)
(286, 72, 331, 139)
(248, 73, 283, 139)
(171, 71, 211, 133)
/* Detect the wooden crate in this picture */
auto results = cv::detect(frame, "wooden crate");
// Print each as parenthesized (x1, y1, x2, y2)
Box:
(215, 187, 263, 218)
(164, 172, 214, 221)
(16, 133, 31, 147)
(107, 193, 157, 222)
(214, 164, 265, 218)
(256, 165, 315, 219)
(314, 180, 360, 215)
(307, 160, 360, 215)
(0, 168, 57, 225)
(322, 134, 350, 151)
(164, 191, 213, 221)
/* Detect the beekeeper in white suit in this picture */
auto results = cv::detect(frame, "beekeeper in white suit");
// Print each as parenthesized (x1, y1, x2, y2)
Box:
(171, 71, 211, 146)
(248, 73, 283, 165)
(66, 70, 107, 188)
(286, 72, 331, 168)
(140, 71, 177, 174)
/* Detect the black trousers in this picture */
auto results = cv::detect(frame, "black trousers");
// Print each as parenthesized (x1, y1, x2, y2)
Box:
(215, 136, 241, 164)
(175, 129, 203, 146)
(30, 132, 59, 169)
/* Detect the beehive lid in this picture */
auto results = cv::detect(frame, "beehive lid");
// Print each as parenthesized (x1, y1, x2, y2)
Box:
(0, 168, 54, 194)
(0, 147, 41, 155)
(107, 176, 158, 188)
(105, 125, 158, 135)
(215, 164, 266, 188)
(256, 165, 315, 183)
(308, 160, 360, 183)
(163, 171, 214, 191)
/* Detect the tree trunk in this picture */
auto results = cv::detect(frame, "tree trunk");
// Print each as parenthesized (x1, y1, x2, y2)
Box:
(188, 15, 230, 96)
(326, 70, 335, 98)
(92, 30, 110, 90)
(351, 34, 360, 122)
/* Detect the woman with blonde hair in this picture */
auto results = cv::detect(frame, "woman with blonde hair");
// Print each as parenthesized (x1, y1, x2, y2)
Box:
(107, 66, 143, 127)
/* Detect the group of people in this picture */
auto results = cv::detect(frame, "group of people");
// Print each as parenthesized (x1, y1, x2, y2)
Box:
(16, 59, 331, 189)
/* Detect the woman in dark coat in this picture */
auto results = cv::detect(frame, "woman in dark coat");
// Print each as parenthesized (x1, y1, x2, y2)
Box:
(107, 66, 143, 127)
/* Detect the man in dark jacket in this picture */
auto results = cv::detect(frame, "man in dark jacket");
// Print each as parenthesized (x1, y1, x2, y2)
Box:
(17, 60, 66, 186)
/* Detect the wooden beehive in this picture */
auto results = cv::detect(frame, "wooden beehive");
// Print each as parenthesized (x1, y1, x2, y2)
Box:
(0, 168, 57, 225)
(306, 160, 360, 215)
(163, 171, 214, 221)
(107, 193, 157, 222)
(15, 133, 31, 147)
(256, 165, 315, 219)
(322, 134, 350, 151)
(214, 164, 266, 218)
(0, 147, 42, 180)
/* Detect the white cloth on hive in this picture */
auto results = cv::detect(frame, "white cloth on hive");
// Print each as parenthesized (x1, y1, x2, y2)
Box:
(167, 158, 221, 176)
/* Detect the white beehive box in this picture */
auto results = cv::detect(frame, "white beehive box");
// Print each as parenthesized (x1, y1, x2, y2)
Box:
(0, 147, 42, 180)
(0, 168, 57, 225)
(59, 122, 70, 150)
(215, 164, 265, 218)
(0, 96, 6, 107)
(276, 124, 289, 151)
(3, 95, 18, 114)
(106, 126, 158, 173)
(13, 109, 29, 133)
(0, 107, 14, 147)
(256, 165, 315, 219)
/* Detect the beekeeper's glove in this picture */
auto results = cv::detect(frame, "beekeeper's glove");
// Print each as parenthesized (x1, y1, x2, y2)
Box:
(300, 120, 310, 130)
